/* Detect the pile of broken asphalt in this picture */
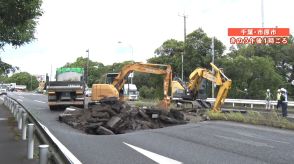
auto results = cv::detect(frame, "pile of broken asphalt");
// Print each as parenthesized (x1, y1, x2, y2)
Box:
(59, 97, 204, 135)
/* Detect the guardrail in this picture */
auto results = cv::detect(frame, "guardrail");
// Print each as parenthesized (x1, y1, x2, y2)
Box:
(3, 95, 82, 164)
(206, 98, 294, 109)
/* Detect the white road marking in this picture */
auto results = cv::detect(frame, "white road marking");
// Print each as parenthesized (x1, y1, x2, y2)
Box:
(17, 99, 23, 102)
(123, 142, 182, 164)
(0, 118, 8, 121)
(18, 96, 24, 99)
(215, 135, 274, 148)
(0, 97, 4, 101)
(34, 100, 46, 104)
(38, 121, 82, 164)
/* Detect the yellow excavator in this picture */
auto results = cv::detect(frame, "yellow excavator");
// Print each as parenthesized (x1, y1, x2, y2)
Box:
(91, 63, 172, 109)
(172, 63, 232, 112)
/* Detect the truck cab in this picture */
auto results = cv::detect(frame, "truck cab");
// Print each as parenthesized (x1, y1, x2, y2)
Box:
(123, 84, 139, 101)
(47, 67, 85, 110)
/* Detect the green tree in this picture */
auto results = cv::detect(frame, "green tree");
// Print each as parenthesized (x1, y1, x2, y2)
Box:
(64, 57, 104, 87)
(150, 28, 225, 81)
(184, 28, 225, 78)
(0, 60, 19, 75)
(133, 73, 164, 99)
(0, 59, 19, 83)
(218, 55, 284, 99)
(64, 57, 134, 87)
(7, 72, 38, 90)
(227, 36, 294, 98)
(149, 39, 184, 76)
(0, 0, 43, 48)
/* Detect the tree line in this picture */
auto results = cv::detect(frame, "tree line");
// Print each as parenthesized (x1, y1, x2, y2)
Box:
(62, 28, 293, 100)
(0, 1, 292, 99)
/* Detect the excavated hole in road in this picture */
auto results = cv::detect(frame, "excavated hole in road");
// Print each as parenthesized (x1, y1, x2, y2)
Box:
(58, 97, 206, 135)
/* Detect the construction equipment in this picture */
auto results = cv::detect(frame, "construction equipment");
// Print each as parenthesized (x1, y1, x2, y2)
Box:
(91, 63, 172, 109)
(47, 68, 85, 110)
(172, 63, 232, 112)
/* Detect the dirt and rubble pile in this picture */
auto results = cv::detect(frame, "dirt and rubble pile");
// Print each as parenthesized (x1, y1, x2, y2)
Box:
(59, 97, 189, 135)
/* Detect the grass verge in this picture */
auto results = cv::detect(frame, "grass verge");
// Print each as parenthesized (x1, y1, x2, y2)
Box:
(134, 99, 160, 107)
(207, 110, 294, 130)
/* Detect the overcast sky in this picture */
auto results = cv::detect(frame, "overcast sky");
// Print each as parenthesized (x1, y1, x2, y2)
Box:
(1, 0, 293, 76)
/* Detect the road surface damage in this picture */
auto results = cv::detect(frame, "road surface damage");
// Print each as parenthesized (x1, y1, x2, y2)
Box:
(59, 97, 205, 135)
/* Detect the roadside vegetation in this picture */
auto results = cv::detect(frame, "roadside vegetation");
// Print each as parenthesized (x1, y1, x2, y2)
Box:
(207, 110, 294, 130)
(0, 0, 293, 102)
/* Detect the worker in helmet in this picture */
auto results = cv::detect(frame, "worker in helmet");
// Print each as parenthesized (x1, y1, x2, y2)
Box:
(280, 88, 288, 117)
(276, 89, 282, 110)
(265, 89, 271, 110)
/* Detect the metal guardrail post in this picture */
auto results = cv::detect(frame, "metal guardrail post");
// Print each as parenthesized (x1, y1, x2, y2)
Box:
(22, 112, 27, 140)
(251, 104, 253, 108)
(8, 100, 12, 110)
(27, 123, 35, 159)
(18, 108, 23, 130)
(13, 104, 18, 118)
(4, 98, 6, 105)
(10, 100, 14, 111)
(16, 105, 20, 121)
(7, 98, 10, 108)
(10, 103, 14, 114)
(232, 103, 235, 107)
(39, 145, 49, 164)
(7, 95, 81, 164)
(10, 100, 13, 109)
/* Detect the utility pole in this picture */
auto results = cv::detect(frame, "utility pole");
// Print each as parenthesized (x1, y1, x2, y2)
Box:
(261, 0, 264, 27)
(86, 49, 89, 87)
(211, 37, 215, 98)
(118, 41, 134, 84)
(50, 64, 52, 81)
(179, 13, 187, 80)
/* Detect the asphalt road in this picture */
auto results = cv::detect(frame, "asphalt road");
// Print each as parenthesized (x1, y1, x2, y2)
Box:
(8, 92, 294, 164)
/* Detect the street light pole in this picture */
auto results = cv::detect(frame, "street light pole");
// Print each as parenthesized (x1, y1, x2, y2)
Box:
(86, 49, 89, 87)
(179, 14, 187, 80)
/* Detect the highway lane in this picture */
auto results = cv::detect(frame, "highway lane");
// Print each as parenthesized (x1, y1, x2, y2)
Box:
(8, 92, 294, 164)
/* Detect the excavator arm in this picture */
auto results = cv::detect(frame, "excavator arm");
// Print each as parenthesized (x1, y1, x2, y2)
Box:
(111, 63, 172, 109)
(91, 63, 172, 109)
(210, 63, 232, 112)
(174, 63, 231, 112)
(112, 63, 171, 91)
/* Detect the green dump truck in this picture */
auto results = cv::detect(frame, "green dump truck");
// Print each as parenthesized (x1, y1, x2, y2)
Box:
(47, 68, 85, 110)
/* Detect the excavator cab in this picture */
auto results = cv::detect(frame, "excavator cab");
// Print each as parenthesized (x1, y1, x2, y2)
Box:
(91, 63, 172, 110)
(171, 63, 232, 112)
(105, 73, 119, 84)
(172, 77, 207, 100)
